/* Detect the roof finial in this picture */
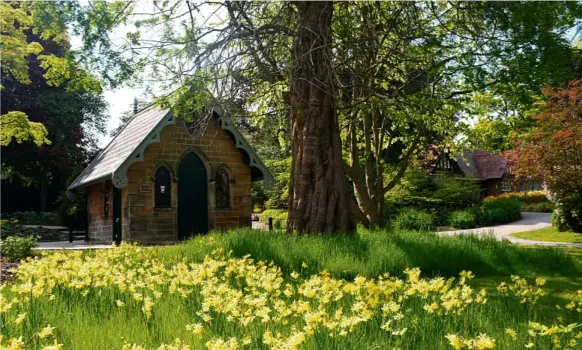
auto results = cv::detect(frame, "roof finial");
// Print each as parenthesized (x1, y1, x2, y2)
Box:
(133, 97, 139, 115)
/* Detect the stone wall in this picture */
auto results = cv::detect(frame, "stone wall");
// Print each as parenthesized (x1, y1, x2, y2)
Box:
(121, 119, 253, 244)
(87, 180, 113, 243)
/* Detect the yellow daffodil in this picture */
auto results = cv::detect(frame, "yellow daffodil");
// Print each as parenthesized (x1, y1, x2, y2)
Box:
(38, 325, 56, 339)
(13, 313, 26, 325)
(505, 328, 518, 341)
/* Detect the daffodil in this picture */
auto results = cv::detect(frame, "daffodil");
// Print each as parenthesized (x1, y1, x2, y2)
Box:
(505, 328, 517, 341)
(13, 313, 26, 325)
(38, 325, 56, 339)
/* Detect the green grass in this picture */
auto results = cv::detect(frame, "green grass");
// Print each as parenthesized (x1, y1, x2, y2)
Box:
(155, 228, 582, 279)
(2, 228, 581, 349)
(510, 227, 582, 244)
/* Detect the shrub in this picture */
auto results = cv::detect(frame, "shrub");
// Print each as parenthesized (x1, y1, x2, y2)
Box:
(0, 218, 37, 238)
(485, 191, 550, 204)
(1, 218, 69, 241)
(0, 218, 21, 233)
(0, 235, 38, 260)
(474, 198, 521, 226)
(386, 171, 482, 212)
(551, 210, 571, 232)
(516, 190, 550, 204)
(553, 198, 582, 233)
(521, 202, 554, 213)
(448, 210, 476, 229)
(434, 210, 451, 227)
(259, 209, 288, 229)
(394, 209, 434, 231)
(3, 211, 58, 226)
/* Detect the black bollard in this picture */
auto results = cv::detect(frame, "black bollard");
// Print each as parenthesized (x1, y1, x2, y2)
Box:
(268, 217, 273, 231)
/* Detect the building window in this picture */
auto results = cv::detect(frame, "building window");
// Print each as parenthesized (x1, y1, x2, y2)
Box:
(501, 178, 512, 192)
(215, 169, 230, 209)
(155, 166, 171, 208)
(104, 185, 110, 218)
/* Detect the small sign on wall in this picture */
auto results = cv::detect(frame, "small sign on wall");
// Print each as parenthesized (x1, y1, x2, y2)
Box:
(140, 184, 151, 193)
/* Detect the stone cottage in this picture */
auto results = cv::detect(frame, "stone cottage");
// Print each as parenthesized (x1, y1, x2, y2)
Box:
(67, 105, 273, 244)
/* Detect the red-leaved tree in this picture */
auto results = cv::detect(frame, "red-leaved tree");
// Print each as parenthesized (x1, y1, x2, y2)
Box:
(512, 81, 582, 232)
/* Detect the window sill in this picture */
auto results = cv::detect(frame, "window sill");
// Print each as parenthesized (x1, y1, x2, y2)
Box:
(216, 208, 232, 212)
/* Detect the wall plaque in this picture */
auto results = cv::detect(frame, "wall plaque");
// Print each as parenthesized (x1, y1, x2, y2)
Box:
(140, 184, 151, 193)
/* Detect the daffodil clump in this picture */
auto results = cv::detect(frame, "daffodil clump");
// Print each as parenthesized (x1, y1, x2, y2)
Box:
(0, 244, 580, 349)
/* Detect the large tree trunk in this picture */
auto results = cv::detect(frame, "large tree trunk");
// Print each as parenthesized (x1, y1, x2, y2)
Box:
(287, 1, 354, 234)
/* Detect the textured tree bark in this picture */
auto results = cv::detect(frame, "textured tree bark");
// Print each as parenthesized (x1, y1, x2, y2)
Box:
(287, 1, 354, 234)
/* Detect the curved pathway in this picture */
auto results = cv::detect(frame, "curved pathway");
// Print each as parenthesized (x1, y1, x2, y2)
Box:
(438, 212, 582, 248)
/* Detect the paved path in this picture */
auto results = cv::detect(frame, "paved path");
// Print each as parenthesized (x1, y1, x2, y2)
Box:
(439, 212, 582, 248)
(35, 213, 581, 249)
(36, 240, 113, 250)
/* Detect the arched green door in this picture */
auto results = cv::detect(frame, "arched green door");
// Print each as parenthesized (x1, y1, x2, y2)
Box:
(178, 152, 208, 239)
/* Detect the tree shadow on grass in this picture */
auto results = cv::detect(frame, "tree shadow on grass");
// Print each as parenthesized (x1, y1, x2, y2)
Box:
(387, 231, 581, 279)
(387, 232, 501, 278)
(226, 230, 372, 278)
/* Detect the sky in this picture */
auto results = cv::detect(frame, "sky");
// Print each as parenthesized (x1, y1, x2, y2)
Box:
(99, 85, 144, 146)
(75, 6, 147, 148)
(80, 1, 222, 148)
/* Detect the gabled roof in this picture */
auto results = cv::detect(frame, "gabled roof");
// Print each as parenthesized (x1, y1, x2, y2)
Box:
(454, 150, 509, 180)
(454, 150, 481, 179)
(68, 105, 273, 195)
(474, 152, 508, 180)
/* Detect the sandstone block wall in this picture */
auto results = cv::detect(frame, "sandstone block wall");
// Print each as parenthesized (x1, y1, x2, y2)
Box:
(87, 180, 113, 243)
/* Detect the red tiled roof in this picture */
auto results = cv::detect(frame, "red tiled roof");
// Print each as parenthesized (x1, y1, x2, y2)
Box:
(452, 149, 511, 180)
(474, 152, 509, 180)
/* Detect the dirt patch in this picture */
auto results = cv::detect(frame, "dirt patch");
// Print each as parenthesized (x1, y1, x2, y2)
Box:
(0, 258, 19, 284)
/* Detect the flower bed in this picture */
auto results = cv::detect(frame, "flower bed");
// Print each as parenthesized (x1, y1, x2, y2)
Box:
(0, 243, 580, 349)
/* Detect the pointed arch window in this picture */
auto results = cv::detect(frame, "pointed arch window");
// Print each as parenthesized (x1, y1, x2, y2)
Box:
(155, 166, 172, 208)
(215, 168, 231, 209)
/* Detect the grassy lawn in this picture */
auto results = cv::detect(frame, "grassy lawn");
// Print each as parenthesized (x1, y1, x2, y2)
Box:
(510, 227, 582, 244)
(1, 229, 582, 349)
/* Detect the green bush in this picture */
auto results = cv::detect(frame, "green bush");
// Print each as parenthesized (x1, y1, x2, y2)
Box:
(394, 209, 434, 231)
(553, 195, 582, 233)
(521, 202, 554, 213)
(474, 198, 522, 226)
(0, 218, 37, 238)
(434, 210, 452, 227)
(448, 210, 476, 229)
(553, 198, 582, 233)
(552, 211, 564, 230)
(259, 209, 288, 229)
(0, 235, 38, 260)
(387, 171, 482, 212)
(3, 211, 58, 225)
(1, 218, 69, 242)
